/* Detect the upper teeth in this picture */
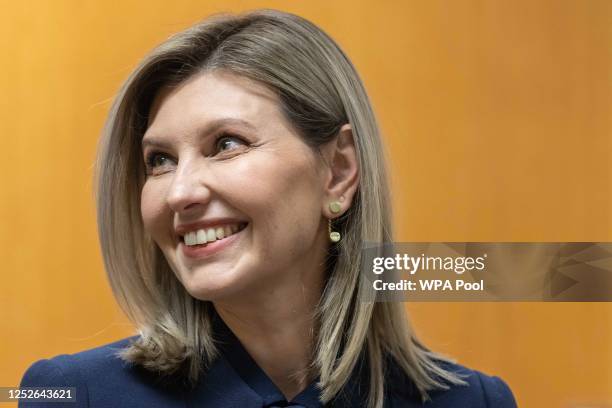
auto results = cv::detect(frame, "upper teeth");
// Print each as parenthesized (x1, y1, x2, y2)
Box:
(183, 224, 241, 246)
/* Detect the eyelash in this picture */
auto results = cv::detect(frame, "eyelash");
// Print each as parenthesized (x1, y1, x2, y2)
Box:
(144, 132, 248, 171)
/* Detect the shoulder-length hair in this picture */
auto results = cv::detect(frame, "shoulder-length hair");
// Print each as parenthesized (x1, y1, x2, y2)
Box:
(94, 9, 466, 408)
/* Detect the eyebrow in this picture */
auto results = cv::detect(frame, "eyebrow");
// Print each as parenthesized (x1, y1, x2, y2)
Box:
(141, 118, 257, 151)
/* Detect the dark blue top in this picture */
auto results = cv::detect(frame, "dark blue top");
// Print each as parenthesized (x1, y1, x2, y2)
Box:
(19, 316, 517, 407)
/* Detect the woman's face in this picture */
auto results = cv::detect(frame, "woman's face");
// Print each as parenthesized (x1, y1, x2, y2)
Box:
(140, 71, 330, 302)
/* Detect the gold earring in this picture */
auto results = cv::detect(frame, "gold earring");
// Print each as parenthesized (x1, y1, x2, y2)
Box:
(329, 201, 342, 214)
(328, 201, 342, 242)
(328, 219, 341, 243)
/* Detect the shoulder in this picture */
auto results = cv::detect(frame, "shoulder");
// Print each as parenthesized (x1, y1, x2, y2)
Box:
(387, 360, 518, 408)
(19, 336, 184, 408)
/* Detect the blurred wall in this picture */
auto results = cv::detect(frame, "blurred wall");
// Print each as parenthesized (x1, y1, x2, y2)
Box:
(1, 1, 610, 407)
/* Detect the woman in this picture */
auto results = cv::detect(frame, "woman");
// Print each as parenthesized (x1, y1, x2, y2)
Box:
(20, 9, 517, 408)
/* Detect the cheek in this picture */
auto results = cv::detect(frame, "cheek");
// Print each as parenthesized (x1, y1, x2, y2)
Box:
(140, 181, 168, 237)
(221, 151, 323, 249)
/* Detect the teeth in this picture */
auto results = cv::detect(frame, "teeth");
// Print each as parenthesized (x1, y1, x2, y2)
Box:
(185, 231, 196, 246)
(183, 223, 244, 246)
(196, 229, 207, 244)
(215, 227, 225, 239)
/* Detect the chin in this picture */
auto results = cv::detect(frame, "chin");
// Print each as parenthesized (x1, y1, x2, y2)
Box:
(181, 270, 254, 302)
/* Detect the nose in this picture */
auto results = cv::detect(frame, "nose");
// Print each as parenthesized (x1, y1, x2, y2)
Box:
(166, 158, 212, 213)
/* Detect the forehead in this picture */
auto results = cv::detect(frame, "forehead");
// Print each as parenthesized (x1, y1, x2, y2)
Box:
(145, 70, 282, 134)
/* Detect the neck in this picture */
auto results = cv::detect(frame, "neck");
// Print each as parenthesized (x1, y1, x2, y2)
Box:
(213, 264, 325, 400)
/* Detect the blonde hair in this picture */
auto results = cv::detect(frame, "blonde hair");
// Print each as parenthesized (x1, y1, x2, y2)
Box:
(94, 9, 466, 407)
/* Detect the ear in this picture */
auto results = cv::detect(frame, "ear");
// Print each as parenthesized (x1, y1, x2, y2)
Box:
(320, 124, 359, 218)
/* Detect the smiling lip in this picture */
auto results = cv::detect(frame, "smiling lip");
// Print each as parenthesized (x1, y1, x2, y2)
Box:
(175, 218, 247, 237)
(180, 223, 246, 259)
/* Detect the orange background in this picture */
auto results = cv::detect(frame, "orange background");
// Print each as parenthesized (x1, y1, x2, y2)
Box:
(1, 1, 610, 407)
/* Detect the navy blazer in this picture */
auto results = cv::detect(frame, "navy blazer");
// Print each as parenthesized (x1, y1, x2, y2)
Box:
(19, 320, 518, 408)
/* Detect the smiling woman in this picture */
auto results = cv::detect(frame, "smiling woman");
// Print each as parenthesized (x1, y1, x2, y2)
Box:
(141, 71, 334, 303)
(18, 9, 516, 408)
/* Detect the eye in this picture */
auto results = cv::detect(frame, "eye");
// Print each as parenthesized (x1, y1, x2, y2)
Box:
(215, 133, 248, 154)
(144, 151, 174, 173)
